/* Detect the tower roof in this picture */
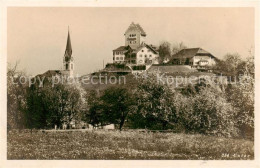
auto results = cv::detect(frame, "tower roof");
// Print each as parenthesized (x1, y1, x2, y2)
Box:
(124, 22, 146, 36)
(65, 30, 72, 57)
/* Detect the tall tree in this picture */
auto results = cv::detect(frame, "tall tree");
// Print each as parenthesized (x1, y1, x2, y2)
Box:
(172, 42, 187, 55)
(158, 41, 171, 64)
(7, 62, 27, 130)
(101, 87, 135, 130)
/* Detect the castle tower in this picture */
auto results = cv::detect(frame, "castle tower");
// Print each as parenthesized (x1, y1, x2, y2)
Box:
(63, 29, 74, 77)
(124, 22, 146, 49)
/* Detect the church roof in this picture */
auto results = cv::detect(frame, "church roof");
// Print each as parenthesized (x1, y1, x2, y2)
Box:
(124, 22, 147, 36)
(64, 30, 72, 58)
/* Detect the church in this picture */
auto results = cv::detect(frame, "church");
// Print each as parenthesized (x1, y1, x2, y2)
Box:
(37, 30, 74, 78)
(113, 22, 159, 66)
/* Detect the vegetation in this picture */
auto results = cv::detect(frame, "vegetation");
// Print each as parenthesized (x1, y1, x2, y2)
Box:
(8, 130, 253, 160)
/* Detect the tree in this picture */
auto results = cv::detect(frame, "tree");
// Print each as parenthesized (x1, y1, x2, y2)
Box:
(64, 84, 85, 128)
(83, 89, 104, 128)
(172, 42, 187, 55)
(213, 53, 242, 79)
(100, 87, 136, 130)
(25, 84, 47, 130)
(135, 75, 177, 130)
(7, 62, 27, 130)
(158, 41, 171, 64)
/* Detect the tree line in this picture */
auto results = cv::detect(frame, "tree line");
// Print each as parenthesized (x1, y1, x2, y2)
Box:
(7, 53, 254, 138)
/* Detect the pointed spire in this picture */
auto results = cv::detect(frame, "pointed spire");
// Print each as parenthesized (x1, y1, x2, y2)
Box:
(65, 27, 72, 57)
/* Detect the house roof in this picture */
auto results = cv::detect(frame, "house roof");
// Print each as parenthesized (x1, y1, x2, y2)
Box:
(132, 43, 158, 54)
(113, 45, 132, 51)
(37, 70, 70, 78)
(171, 48, 215, 60)
(124, 22, 146, 36)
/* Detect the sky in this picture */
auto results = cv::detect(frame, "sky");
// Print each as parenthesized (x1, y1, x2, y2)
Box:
(7, 7, 254, 76)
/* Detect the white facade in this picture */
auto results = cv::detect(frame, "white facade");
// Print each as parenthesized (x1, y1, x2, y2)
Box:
(191, 56, 216, 66)
(113, 51, 125, 63)
(136, 46, 159, 65)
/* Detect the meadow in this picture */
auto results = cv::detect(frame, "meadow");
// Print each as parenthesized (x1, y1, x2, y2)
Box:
(7, 130, 253, 160)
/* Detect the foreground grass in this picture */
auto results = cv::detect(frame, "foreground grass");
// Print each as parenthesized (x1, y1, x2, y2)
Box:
(7, 130, 253, 160)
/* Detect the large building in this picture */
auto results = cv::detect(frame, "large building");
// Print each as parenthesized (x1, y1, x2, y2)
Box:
(113, 22, 159, 66)
(169, 48, 216, 70)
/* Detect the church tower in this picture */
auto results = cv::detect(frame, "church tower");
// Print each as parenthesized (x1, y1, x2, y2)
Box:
(63, 29, 74, 77)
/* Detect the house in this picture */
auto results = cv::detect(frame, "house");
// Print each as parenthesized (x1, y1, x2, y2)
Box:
(126, 42, 159, 65)
(113, 46, 132, 64)
(112, 22, 159, 66)
(169, 48, 216, 70)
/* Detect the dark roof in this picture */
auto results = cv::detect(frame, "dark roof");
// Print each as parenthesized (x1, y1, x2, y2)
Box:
(37, 70, 69, 78)
(124, 22, 146, 36)
(102, 63, 132, 73)
(113, 45, 132, 51)
(64, 30, 72, 58)
(171, 48, 215, 60)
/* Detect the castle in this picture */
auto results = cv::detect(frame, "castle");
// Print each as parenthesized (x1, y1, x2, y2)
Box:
(113, 22, 159, 66)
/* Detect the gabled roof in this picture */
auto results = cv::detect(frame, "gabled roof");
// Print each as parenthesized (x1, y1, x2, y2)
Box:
(171, 48, 215, 59)
(132, 43, 158, 54)
(124, 22, 146, 36)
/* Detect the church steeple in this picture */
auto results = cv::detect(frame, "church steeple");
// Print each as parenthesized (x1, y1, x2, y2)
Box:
(65, 28, 72, 57)
(63, 27, 74, 77)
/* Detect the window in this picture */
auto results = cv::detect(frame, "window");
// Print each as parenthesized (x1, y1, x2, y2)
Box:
(145, 55, 147, 58)
(66, 64, 68, 70)
(116, 57, 119, 60)
(149, 55, 152, 57)
(120, 57, 123, 60)
(142, 50, 144, 52)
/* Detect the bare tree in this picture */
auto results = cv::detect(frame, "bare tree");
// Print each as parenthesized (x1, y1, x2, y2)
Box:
(172, 42, 187, 55)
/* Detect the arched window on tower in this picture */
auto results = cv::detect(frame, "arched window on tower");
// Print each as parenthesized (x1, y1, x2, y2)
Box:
(66, 63, 68, 70)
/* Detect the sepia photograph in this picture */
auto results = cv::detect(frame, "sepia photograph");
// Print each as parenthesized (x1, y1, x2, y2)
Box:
(1, 2, 260, 167)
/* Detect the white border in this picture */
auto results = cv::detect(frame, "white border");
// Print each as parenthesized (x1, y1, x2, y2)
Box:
(1, 1, 260, 168)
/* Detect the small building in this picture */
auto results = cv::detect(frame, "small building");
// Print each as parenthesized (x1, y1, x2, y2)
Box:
(169, 48, 216, 71)
(113, 46, 132, 64)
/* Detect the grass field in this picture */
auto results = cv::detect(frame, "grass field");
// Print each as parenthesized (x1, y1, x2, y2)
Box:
(7, 130, 254, 160)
